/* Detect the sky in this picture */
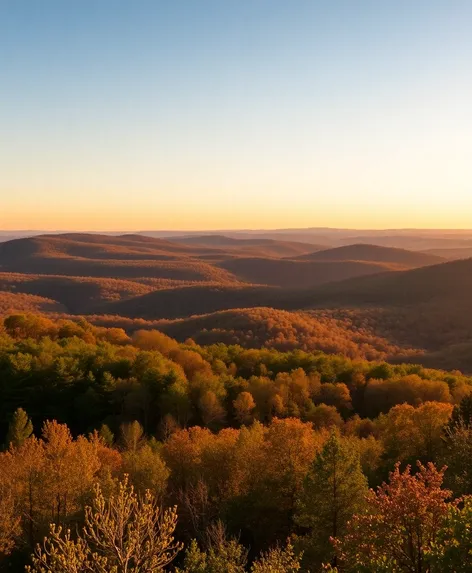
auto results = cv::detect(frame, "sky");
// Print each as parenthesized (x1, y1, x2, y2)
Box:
(1, 0, 472, 231)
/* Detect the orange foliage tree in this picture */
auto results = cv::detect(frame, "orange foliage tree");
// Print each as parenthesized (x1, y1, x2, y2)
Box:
(333, 462, 452, 573)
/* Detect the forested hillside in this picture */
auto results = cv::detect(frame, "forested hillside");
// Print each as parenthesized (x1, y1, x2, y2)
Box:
(2, 233, 472, 374)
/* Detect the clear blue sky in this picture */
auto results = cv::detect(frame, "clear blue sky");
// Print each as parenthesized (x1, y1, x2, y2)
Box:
(1, 0, 472, 230)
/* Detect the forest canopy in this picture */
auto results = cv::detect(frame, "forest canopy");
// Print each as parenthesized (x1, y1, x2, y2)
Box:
(1, 314, 472, 571)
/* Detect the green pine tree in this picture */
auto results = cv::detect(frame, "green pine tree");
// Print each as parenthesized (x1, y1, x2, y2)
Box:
(294, 430, 368, 568)
(6, 407, 33, 448)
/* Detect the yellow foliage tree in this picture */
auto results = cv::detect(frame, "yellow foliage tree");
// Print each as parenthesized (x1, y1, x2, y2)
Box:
(27, 476, 182, 572)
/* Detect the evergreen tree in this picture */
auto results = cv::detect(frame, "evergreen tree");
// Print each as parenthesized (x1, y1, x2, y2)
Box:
(448, 393, 472, 428)
(6, 408, 33, 448)
(294, 431, 368, 568)
(442, 423, 472, 496)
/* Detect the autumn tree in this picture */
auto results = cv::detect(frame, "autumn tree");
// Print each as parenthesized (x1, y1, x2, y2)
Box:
(426, 495, 472, 572)
(122, 444, 169, 497)
(0, 477, 19, 557)
(306, 404, 343, 430)
(233, 391, 256, 425)
(412, 401, 453, 460)
(333, 462, 452, 573)
(364, 375, 451, 418)
(261, 419, 321, 532)
(41, 421, 101, 526)
(27, 476, 182, 572)
(176, 521, 247, 573)
(120, 421, 144, 453)
(4, 435, 46, 547)
(251, 541, 302, 573)
(3, 314, 55, 340)
(132, 329, 179, 354)
(6, 407, 33, 448)
(295, 431, 368, 568)
(198, 391, 226, 428)
(377, 402, 453, 464)
(317, 383, 352, 415)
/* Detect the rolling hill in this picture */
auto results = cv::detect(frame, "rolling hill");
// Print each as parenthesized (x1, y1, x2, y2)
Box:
(421, 247, 472, 260)
(306, 257, 472, 306)
(168, 234, 325, 258)
(0, 291, 66, 315)
(81, 306, 417, 361)
(0, 234, 238, 282)
(217, 257, 396, 288)
(299, 257, 472, 359)
(0, 233, 404, 290)
(100, 284, 290, 319)
(0, 272, 164, 314)
(3, 232, 472, 371)
(337, 234, 472, 251)
(297, 243, 444, 268)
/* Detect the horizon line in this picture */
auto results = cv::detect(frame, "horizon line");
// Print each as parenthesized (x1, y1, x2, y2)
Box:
(2, 226, 472, 234)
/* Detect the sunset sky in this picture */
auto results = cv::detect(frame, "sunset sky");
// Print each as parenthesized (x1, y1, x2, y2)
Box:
(1, 0, 472, 231)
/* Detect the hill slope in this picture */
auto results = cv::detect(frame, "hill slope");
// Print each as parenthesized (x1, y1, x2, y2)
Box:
(100, 284, 291, 319)
(297, 258, 472, 357)
(82, 307, 417, 360)
(0, 291, 65, 315)
(169, 234, 325, 258)
(0, 234, 238, 282)
(217, 257, 397, 288)
(298, 243, 444, 268)
(307, 257, 472, 306)
(421, 247, 472, 260)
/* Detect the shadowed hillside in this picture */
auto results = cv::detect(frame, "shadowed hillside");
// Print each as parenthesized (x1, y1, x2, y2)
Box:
(298, 243, 444, 268)
(217, 257, 397, 288)
(306, 257, 472, 306)
(0, 272, 157, 313)
(100, 284, 293, 319)
(0, 272, 243, 314)
(296, 258, 472, 363)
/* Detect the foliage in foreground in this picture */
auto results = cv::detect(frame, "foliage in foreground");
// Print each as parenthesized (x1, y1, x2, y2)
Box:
(26, 476, 182, 573)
